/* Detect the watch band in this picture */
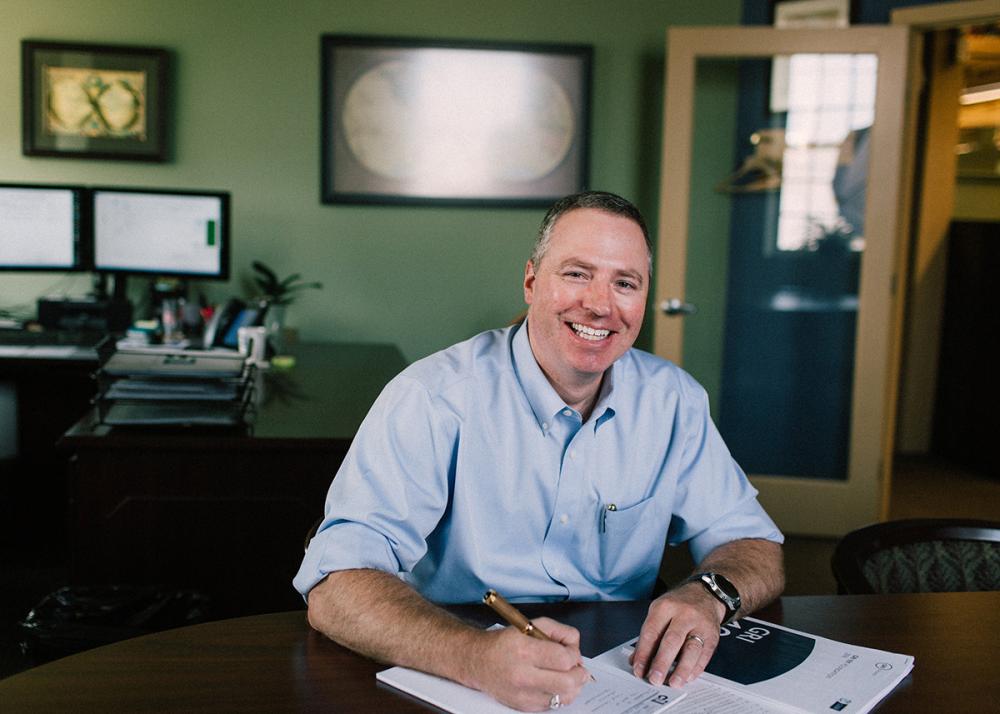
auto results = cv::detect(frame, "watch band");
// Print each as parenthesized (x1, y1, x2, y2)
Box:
(686, 572, 741, 625)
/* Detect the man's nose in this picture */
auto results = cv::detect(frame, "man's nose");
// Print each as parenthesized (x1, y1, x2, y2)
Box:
(581, 281, 611, 316)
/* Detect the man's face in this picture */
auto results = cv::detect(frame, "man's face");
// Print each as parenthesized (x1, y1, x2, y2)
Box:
(523, 208, 649, 392)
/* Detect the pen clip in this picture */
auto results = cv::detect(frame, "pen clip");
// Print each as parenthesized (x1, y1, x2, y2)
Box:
(600, 503, 617, 533)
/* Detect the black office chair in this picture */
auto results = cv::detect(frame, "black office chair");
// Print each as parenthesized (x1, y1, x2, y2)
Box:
(831, 518, 1000, 594)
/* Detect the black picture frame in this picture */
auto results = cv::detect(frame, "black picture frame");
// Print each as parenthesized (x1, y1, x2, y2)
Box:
(22, 40, 169, 162)
(321, 35, 592, 207)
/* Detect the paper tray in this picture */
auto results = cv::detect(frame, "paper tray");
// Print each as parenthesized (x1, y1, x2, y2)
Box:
(101, 350, 247, 379)
(98, 390, 255, 427)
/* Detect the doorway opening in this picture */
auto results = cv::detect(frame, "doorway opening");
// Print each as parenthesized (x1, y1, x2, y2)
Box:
(891, 14, 1000, 521)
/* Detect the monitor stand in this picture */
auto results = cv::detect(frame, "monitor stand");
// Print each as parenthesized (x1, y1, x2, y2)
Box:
(90, 273, 129, 304)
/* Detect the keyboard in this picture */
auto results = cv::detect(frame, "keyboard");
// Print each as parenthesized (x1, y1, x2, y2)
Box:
(0, 328, 108, 348)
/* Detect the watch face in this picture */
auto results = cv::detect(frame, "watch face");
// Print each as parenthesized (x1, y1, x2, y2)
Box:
(713, 574, 740, 601)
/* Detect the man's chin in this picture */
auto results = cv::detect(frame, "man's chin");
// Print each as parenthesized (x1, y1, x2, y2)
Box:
(567, 349, 622, 377)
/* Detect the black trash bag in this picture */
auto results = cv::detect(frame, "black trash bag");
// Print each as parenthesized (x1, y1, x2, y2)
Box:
(17, 584, 211, 663)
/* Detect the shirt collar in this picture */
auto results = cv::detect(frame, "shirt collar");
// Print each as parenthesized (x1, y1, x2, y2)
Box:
(510, 319, 618, 432)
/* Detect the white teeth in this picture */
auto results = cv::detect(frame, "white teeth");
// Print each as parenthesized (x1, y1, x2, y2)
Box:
(571, 323, 610, 341)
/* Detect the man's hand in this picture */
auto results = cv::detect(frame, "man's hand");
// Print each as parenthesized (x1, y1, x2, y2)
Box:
(308, 570, 593, 712)
(468, 617, 591, 712)
(629, 582, 724, 688)
(629, 538, 785, 689)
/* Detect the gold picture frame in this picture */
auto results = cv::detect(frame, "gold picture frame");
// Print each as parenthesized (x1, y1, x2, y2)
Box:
(22, 40, 169, 161)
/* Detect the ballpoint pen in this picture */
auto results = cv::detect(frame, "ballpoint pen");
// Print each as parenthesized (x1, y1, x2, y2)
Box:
(483, 589, 595, 680)
(483, 589, 553, 641)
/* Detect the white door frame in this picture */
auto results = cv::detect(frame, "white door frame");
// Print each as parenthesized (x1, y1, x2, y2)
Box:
(654, 27, 912, 535)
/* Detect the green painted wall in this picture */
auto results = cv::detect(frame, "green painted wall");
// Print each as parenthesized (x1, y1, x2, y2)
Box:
(682, 59, 740, 412)
(0, 0, 741, 361)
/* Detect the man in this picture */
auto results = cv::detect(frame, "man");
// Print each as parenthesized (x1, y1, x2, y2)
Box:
(295, 191, 784, 712)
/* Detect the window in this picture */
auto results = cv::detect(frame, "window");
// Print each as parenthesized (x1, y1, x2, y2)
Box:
(776, 53, 877, 251)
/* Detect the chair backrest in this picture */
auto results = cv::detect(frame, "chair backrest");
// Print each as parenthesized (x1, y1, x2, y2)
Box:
(831, 518, 1000, 594)
(303, 516, 322, 553)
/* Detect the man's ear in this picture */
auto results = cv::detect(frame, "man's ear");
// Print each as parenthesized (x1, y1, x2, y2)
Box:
(523, 260, 537, 305)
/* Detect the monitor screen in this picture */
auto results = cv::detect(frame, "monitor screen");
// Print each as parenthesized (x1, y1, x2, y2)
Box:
(0, 183, 83, 271)
(92, 188, 230, 279)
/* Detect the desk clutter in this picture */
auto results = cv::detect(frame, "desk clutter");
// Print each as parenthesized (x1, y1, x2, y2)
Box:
(18, 585, 211, 666)
(94, 345, 255, 427)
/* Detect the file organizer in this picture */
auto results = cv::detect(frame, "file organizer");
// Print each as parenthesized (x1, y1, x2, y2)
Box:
(95, 347, 255, 427)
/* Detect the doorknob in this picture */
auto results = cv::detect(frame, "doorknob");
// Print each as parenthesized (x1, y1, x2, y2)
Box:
(659, 298, 697, 316)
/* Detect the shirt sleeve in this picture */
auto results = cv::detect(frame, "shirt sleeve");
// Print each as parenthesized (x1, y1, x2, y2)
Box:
(293, 375, 458, 599)
(665, 377, 784, 565)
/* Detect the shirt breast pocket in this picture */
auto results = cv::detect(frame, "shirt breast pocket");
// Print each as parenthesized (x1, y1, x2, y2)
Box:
(592, 496, 664, 586)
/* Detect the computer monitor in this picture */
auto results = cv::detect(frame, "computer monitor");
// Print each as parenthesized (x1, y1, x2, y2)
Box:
(0, 183, 85, 271)
(91, 187, 230, 280)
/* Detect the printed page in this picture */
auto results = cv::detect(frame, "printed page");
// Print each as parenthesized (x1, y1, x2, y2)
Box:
(596, 618, 914, 714)
(701, 618, 913, 714)
(593, 636, 798, 714)
(376, 655, 686, 714)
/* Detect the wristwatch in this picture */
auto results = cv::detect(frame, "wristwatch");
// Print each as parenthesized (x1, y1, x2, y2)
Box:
(687, 572, 741, 625)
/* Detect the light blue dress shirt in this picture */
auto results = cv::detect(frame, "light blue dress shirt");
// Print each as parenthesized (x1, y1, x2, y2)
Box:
(294, 322, 782, 603)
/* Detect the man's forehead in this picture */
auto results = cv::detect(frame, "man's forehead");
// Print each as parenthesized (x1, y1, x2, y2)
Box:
(547, 210, 648, 262)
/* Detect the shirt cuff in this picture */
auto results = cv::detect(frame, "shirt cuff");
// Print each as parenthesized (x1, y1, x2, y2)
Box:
(292, 521, 402, 600)
(686, 499, 784, 565)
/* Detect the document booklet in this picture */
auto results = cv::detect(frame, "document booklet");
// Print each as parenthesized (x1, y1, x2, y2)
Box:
(377, 654, 687, 714)
(594, 617, 914, 714)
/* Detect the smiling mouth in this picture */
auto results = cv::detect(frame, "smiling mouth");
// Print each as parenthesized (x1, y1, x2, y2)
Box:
(569, 322, 612, 341)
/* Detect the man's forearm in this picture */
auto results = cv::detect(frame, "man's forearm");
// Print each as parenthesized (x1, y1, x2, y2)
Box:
(307, 568, 484, 686)
(306, 568, 591, 711)
(693, 538, 785, 617)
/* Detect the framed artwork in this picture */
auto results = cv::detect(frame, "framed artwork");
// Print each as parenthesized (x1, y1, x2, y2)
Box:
(22, 40, 169, 161)
(321, 35, 592, 206)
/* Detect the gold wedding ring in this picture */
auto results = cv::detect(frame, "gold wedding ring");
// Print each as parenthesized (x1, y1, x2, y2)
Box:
(686, 634, 706, 648)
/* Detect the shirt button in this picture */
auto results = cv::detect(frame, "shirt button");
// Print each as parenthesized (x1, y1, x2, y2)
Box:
(569, 450, 577, 460)
(562, 409, 572, 417)
(542, 422, 549, 431)
(560, 514, 569, 525)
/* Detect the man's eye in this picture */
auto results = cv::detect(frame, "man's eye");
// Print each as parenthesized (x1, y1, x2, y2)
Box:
(564, 271, 587, 279)
(616, 280, 637, 290)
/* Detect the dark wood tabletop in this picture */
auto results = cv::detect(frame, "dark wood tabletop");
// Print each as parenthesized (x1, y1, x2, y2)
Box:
(1, 592, 997, 713)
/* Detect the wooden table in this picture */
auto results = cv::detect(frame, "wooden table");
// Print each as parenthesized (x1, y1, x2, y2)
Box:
(1, 592, 996, 712)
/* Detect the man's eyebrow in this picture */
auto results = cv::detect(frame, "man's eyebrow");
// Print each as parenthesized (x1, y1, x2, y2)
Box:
(556, 258, 596, 271)
(616, 268, 645, 286)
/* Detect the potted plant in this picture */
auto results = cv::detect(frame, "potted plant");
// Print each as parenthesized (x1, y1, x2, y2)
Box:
(251, 261, 322, 353)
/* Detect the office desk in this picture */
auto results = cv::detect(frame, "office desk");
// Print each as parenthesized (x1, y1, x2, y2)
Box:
(59, 342, 406, 617)
(0, 592, 996, 713)
(0, 344, 99, 548)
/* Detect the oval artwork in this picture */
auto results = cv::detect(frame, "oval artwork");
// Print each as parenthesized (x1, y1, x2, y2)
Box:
(341, 56, 575, 194)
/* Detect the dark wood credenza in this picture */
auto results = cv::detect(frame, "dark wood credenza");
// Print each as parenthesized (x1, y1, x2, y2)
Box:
(59, 342, 407, 618)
